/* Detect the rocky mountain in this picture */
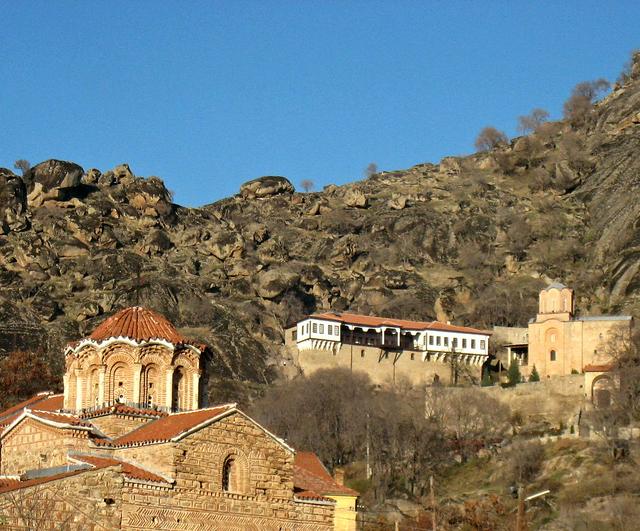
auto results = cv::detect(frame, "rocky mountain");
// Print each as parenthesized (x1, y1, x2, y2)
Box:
(2, 55, 640, 396)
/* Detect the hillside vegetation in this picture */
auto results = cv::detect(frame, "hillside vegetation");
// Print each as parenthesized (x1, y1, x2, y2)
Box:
(1, 53, 640, 400)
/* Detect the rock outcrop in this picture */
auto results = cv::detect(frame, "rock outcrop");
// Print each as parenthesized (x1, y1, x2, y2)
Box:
(239, 176, 294, 199)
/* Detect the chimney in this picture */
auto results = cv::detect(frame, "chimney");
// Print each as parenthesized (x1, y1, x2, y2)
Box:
(334, 467, 345, 486)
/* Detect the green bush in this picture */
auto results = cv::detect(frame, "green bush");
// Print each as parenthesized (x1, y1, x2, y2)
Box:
(508, 360, 522, 386)
(529, 365, 541, 382)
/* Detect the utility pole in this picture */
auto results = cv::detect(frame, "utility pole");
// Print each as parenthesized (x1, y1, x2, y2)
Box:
(430, 475, 437, 531)
(516, 486, 526, 531)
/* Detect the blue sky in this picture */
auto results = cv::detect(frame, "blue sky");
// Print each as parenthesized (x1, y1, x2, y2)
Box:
(1, 1, 638, 206)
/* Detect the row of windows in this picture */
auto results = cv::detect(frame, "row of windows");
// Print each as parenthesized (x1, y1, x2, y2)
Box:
(427, 336, 485, 350)
(306, 322, 340, 336)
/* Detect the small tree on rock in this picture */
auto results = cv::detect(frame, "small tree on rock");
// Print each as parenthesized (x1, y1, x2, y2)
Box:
(13, 159, 30, 175)
(300, 179, 314, 192)
(517, 108, 550, 135)
(529, 365, 540, 382)
(475, 127, 508, 152)
(364, 162, 378, 179)
(563, 78, 610, 125)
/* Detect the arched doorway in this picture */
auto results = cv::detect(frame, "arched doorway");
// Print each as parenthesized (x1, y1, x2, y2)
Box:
(592, 375, 613, 409)
(141, 364, 159, 408)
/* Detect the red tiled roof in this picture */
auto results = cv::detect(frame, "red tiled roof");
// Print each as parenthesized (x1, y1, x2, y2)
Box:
(73, 455, 168, 483)
(0, 469, 88, 494)
(79, 403, 168, 420)
(95, 405, 236, 447)
(0, 392, 62, 424)
(310, 312, 489, 335)
(27, 410, 93, 429)
(294, 452, 358, 497)
(294, 489, 335, 502)
(583, 364, 614, 372)
(88, 306, 189, 345)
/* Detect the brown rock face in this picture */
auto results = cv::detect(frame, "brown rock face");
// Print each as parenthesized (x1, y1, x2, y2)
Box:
(25, 159, 84, 192)
(0, 168, 29, 232)
(239, 176, 294, 199)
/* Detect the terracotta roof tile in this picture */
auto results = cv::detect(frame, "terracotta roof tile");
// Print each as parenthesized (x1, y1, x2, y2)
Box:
(583, 364, 614, 372)
(0, 469, 88, 494)
(79, 403, 168, 420)
(294, 452, 358, 497)
(95, 404, 236, 447)
(0, 392, 61, 424)
(27, 410, 94, 429)
(72, 455, 168, 483)
(294, 489, 335, 502)
(88, 306, 189, 345)
(310, 312, 489, 335)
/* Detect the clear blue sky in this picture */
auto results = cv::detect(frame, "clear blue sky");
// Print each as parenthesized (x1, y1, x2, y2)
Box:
(1, 1, 638, 207)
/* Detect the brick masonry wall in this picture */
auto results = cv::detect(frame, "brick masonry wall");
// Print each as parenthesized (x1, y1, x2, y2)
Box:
(1, 419, 90, 475)
(0, 467, 123, 530)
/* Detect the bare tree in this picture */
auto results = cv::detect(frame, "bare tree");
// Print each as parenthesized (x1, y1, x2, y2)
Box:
(475, 127, 509, 152)
(13, 159, 30, 176)
(517, 108, 550, 135)
(300, 179, 314, 192)
(364, 162, 378, 179)
(563, 78, 610, 125)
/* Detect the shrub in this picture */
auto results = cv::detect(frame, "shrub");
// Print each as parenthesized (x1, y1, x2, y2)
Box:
(507, 359, 522, 386)
(508, 440, 545, 485)
(517, 108, 550, 135)
(475, 127, 509, 152)
(529, 365, 540, 382)
(563, 78, 610, 125)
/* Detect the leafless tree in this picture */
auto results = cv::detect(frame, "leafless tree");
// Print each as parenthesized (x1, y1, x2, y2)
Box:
(507, 439, 544, 486)
(364, 162, 378, 179)
(563, 78, 610, 125)
(13, 159, 30, 176)
(475, 127, 509, 152)
(0, 485, 74, 530)
(300, 179, 314, 192)
(517, 108, 550, 135)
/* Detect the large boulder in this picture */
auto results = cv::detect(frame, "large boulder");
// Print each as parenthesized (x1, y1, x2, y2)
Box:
(240, 176, 294, 199)
(0, 168, 29, 232)
(25, 159, 84, 192)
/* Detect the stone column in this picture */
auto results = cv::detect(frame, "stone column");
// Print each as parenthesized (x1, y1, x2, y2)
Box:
(75, 369, 84, 412)
(63, 373, 70, 410)
(132, 363, 143, 406)
(192, 372, 201, 410)
(165, 369, 174, 410)
(98, 365, 106, 406)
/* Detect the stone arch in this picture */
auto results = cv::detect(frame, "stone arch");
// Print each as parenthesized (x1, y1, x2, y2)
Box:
(108, 362, 131, 405)
(171, 350, 199, 372)
(172, 366, 189, 411)
(545, 328, 558, 346)
(87, 365, 101, 408)
(141, 363, 160, 408)
(592, 375, 614, 409)
(219, 449, 250, 494)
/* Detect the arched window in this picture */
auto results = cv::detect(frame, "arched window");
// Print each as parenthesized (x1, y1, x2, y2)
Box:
(109, 363, 129, 405)
(222, 457, 235, 492)
(141, 364, 158, 408)
(172, 367, 187, 411)
(550, 350, 557, 361)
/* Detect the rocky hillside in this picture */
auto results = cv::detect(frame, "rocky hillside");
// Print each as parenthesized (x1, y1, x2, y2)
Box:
(2, 55, 640, 393)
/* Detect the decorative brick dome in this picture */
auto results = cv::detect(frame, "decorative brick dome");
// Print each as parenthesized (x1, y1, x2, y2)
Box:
(89, 307, 188, 345)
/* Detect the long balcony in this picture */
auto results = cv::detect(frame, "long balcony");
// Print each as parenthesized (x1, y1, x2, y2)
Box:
(340, 328, 415, 350)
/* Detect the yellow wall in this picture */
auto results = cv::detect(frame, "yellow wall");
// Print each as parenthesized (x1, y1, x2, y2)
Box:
(327, 495, 357, 531)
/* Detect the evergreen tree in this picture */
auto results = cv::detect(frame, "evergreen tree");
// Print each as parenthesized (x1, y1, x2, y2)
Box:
(481, 370, 493, 387)
(529, 365, 540, 382)
(507, 359, 522, 386)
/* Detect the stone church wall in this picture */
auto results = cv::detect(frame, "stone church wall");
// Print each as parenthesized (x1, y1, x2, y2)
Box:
(0, 467, 123, 530)
(1, 419, 90, 475)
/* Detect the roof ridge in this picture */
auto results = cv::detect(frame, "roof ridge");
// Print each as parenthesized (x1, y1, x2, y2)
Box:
(167, 403, 237, 416)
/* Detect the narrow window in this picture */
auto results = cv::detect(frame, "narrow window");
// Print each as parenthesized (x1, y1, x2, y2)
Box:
(292, 330, 297, 341)
(429, 336, 434, 345)
(361, 350, 365, 358)
(436, 336, 441, 346)
(443, 337, 449, 347)
(222, 457, 234, 492)
(480, 340, 485, 349)
(471, 339, 476, 349)
(462, 338, 467, 348)
(335, 326, 340, 336)
(410, 353, 415, 360)
(312, 323, 317, 333)
(327, 325, 332, 335)
(550, 350, 556, 361)
(452, 338, 458, 348)
(319, 324, 324, 334)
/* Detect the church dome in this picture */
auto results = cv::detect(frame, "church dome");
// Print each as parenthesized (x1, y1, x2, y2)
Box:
(89, 307, 188, 345)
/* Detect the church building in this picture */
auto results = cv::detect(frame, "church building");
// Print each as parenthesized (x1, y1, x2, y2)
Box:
(0, 307, 356, 530)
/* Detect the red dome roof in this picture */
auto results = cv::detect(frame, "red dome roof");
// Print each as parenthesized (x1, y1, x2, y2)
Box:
(89, 307, 188, 345)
